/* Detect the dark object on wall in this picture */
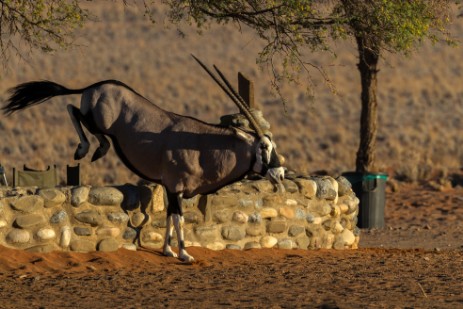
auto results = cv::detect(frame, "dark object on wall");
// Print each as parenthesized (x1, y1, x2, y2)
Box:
(67, 164, 81, 186)
(342, 172, 388, 229)
(13, 165, 59, 188)
(0, 164, 7, 186)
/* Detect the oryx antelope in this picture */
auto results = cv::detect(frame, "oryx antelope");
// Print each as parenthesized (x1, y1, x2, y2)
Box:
(2, 56, 285, 262)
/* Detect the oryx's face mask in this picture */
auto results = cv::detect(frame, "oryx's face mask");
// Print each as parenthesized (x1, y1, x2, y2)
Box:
(254, 135, 285, 185)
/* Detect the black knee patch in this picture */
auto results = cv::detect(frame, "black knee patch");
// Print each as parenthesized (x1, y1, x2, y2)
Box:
(166, 192, 183, 216)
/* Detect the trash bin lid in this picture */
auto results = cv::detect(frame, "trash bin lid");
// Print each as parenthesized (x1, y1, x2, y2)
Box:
(363, 173, 388, 181)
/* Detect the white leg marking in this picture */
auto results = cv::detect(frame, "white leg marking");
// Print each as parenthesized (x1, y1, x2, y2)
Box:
(162, 215, 177, 258)
(172, 214, 195, 263)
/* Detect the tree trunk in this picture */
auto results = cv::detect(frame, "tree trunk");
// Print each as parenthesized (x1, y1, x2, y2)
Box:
(355, 36, 380, 173)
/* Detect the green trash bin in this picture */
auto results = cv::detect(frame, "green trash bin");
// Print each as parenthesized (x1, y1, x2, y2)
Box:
(342, 172, 388, 229)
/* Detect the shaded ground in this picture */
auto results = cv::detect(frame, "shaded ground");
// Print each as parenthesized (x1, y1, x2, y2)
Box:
(0, 183, 462, 308)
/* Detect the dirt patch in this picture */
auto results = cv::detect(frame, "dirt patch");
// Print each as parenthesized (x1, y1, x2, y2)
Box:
(0, 184, 462, 308)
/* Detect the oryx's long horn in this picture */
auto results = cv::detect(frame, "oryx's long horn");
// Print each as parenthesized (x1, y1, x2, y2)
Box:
(191, 55, 240, 109)
(212, 65, 265, 138)
(191, 54, 264, 138)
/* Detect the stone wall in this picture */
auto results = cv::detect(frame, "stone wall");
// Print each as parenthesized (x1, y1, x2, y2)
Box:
(0, 175, 360, 253)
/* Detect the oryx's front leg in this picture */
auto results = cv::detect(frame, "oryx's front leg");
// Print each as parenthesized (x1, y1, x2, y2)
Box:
(163, 192, 195, 263)
(162, 214, 177, 258)
(67, 105, 90, 160)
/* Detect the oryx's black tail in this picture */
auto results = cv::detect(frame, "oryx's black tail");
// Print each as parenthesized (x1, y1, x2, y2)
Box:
(2, 81, 84, 115)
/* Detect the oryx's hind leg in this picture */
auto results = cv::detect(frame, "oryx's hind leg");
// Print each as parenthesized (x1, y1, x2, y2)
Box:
(67, 105, 90, 160)
(163, 192, 195, 263)
(91, 133, 110, 162)
(67, 104, 110, 162)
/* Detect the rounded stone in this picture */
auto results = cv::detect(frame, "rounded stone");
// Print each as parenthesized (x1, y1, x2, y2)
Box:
(96, 227, 120, 237)
(285, 199, 298, 206)
(334, 229, 356, 249)
(226, 244, 241, 250)
(260, 236, 278, 248)
(239, 198, 257, 208)
(36, 228, 56, 241)
(6, 229, 30, 244)
(60, 226, 72, 248)
(232, 211, 248, 224)
(38, 188, 66, 208)
(246, 225, 264, 237)
(195, 225, 219, 241)
(347, 197, 360, 214)
(15, 214, 46, 228)
(314, 177, 338, 201)
(278, 239, 293, 250)
(279, 207, 295, 219)
(11, 195, 44, 213)
(70, 239, 95, 252)
(214, 210, 231, 223)
(282, 179, 299, 193)
(295, 179, 317, 198)
(221, 226, 245, 241)
(143, 231, 163, 243)
(339, 204, 349, 214)
(336, 176, 352, 196)
(0, 219, 7, 228)
(288, 225, 305, 237)
(74, 226, 92, 236)
(50, 210, 68, 224)
(122, 243, 137, 251)
(149, 185, 165, 213)
(131, 212, 146, 227)
(123, 228, 138, 240)
(206, 242, 225, 251)
(251, 180, 274, 192)
(71, 186, 90, 206)
(107, 212, 130, 224)
(98, 238, 120, 252)
(262, 195, 286, 208)
(260, 207, 278, 219)
(88, 187, 124, 206)
(75, 210, 104, 227)
(267, 220, 287, 234)
(184, 211, 201, 224)
(244, 241, 261, 250)
(295, 236, 310, 249)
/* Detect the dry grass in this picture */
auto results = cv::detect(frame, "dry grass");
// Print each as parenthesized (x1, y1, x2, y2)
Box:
(0, 3, 462, 185)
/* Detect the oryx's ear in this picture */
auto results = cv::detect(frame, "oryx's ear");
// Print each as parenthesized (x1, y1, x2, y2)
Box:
(232, 127, 254, 145)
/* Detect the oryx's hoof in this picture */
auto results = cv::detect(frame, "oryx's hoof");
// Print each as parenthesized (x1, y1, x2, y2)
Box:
(179, 250, 195, 263)
(91, 146, 109, 162)
(74, 143, 89, 160)
(163, 246, 178, 258)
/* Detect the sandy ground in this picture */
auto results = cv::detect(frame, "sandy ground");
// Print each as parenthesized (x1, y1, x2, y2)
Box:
(0, 182, 462, 308)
